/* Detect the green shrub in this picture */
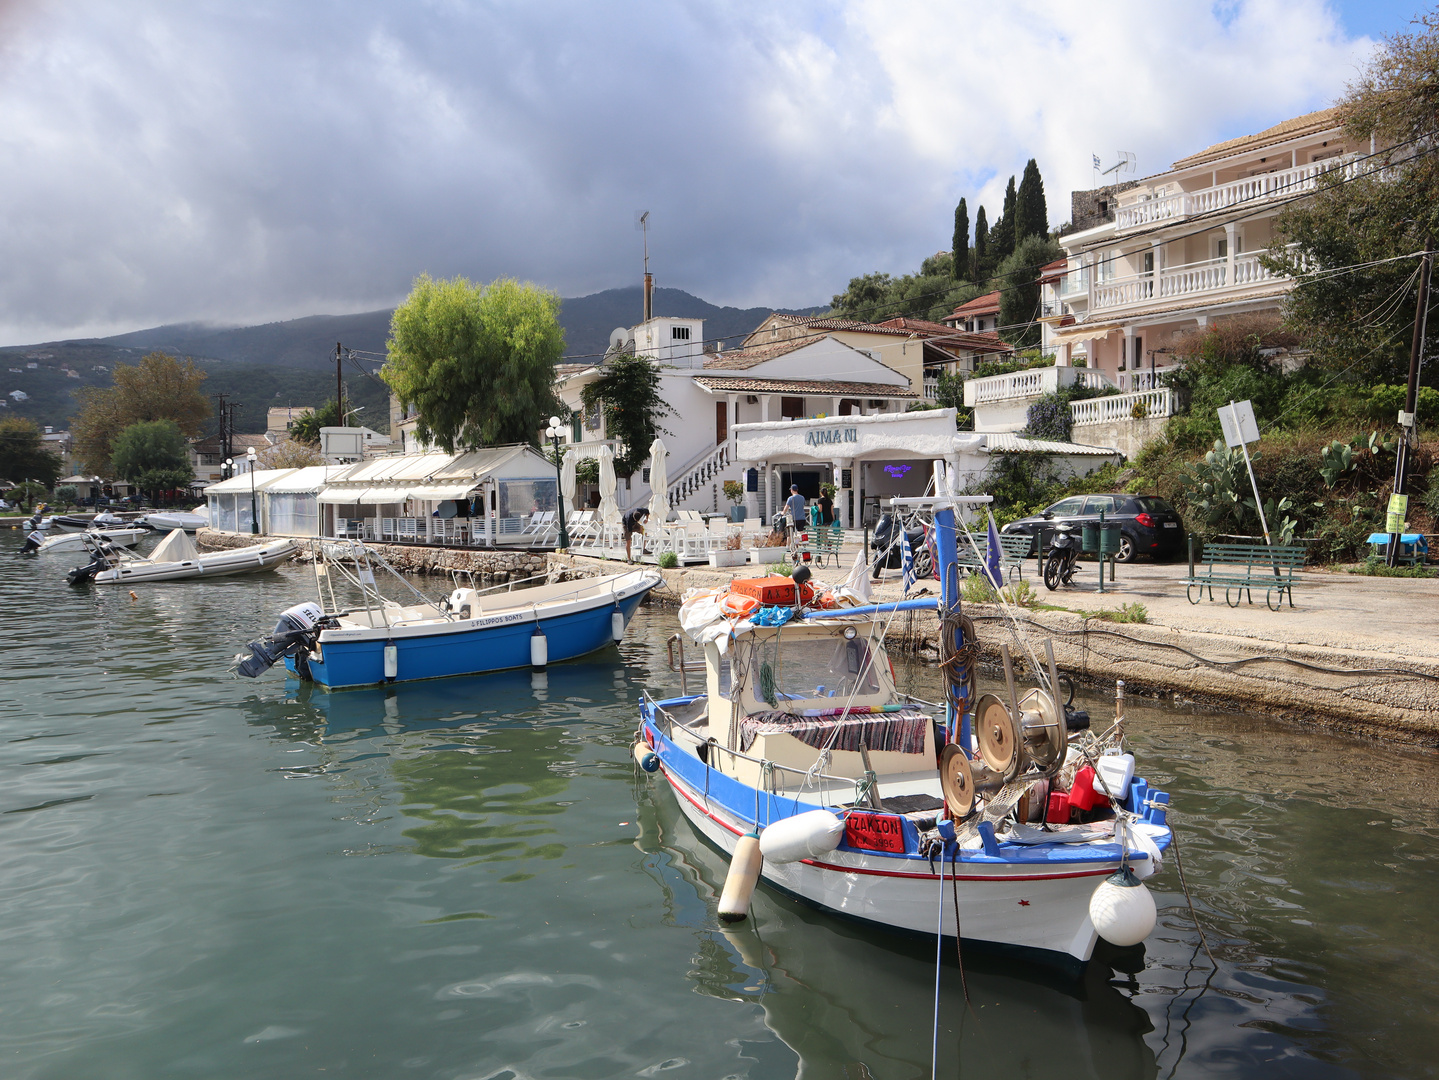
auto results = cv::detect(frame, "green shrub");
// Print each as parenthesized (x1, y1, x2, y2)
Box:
(1078, 602, 1149, 623)
(1348, 556, 1434, 578)
(961, 572, 998, 603)
(657, 551, 679, 570)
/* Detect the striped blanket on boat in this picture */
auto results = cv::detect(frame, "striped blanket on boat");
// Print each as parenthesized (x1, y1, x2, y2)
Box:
(739, 709, 931, 755)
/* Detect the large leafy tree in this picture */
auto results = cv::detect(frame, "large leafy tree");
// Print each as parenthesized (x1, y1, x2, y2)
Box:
(0, 417, 62, 486)
(1266, 13, 1439, 385)
(110, 419, 193, 501)
(951, 198, 969, 281)
(1016, 159, 1048, 243)
(72, 352, 210, 474)
(580, 353, 672, 476)
(383, 275, 564, 451)
(289, 399, 340, 446)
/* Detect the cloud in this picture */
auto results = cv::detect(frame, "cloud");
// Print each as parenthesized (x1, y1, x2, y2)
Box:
(0, 0, 1376, 343)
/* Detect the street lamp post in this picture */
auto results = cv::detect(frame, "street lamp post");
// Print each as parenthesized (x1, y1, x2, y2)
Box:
(544, 416, 570, 551)
(247, 446, 259, 534)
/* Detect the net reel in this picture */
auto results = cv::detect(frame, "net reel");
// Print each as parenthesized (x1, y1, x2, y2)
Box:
(939, 640, 1070, 820)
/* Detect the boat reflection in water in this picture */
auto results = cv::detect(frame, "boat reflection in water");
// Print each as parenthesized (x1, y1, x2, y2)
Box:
(278, 657, 634, 737)
(636, 789, 1159, 1079)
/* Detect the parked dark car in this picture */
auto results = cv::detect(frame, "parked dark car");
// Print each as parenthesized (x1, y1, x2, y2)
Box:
(1001, 494, 1184, 562)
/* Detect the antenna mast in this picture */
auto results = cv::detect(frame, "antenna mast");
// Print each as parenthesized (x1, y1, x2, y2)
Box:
(638, 210, 652, 322)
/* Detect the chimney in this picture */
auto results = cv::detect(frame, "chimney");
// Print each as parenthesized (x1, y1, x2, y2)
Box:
(643, 273, 653, 322)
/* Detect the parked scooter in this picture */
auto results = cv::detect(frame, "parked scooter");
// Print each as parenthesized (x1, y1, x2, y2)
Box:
(870, 512, 933, 579)
(1042, 522, 1084, 590)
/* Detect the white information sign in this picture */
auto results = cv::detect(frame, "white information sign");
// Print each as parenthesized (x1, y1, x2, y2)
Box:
(1218, 399, 1260, 448)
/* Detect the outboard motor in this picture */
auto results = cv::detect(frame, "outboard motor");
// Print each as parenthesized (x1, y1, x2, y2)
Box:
(19, 530, 43, 555)
(234, 602, 327, 679)
(65, 537, 120, 584)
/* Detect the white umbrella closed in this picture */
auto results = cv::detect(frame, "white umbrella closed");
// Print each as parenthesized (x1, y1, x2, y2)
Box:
(647, 437, 670, 524)
(561, 449, 577, 509)
(597, 445, 619, 549)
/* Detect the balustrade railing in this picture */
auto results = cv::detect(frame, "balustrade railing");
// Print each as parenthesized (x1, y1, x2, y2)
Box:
(1069, 388, 1176, 426)
(1092, 248, 1293, 310)
(1115, 155, 1359, 230)
(964, 365, 1113, 406)
(667, 442, 729, 507)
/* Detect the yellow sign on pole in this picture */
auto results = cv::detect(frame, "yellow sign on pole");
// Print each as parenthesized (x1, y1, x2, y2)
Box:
(1386, 493, 1409, 535)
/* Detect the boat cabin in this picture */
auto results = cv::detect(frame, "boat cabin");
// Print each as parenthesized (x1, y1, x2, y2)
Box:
(680, 618, 941, 803)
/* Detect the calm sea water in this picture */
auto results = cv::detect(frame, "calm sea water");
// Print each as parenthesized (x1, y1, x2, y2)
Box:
(1, 533, 1436, 1079)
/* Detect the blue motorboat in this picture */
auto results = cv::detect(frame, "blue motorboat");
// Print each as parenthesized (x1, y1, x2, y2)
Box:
(235, 541, 661, 689)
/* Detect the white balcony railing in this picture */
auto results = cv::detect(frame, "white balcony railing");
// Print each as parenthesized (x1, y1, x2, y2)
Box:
(964, 365, 1114, 407)
(1092, 250, 1293, 311)
(1070, 388, 1177, 426)
(1114, 156, 1359, 230)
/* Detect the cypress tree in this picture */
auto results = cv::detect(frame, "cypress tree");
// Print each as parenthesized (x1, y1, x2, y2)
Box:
(1016, 158, 1048, 242)
(951, 198, 969, 281)
(994, 176, 1017, 259)
(973, 205, 988, 273)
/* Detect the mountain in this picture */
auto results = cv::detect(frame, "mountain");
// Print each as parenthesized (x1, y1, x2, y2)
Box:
(0, 287, 827, 434)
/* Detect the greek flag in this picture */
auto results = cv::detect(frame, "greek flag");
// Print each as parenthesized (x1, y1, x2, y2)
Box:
(900, 527, 915, 594)
(1093, 153, 1102, 171)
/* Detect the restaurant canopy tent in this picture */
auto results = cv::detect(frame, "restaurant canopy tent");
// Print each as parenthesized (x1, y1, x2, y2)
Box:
(204, 469, 298, 534)
(312, 443, 557, 543)
(262, 466, 342, 536)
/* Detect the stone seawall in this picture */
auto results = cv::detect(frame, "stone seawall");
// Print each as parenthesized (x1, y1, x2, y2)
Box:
(196, 529, 548, 582)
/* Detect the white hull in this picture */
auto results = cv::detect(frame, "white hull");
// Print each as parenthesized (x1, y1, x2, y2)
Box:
(36, 528, 146, 553)
(661, 763, 1112, 965)
(140, 511, 207, 531)
(91, 539, 299, 583)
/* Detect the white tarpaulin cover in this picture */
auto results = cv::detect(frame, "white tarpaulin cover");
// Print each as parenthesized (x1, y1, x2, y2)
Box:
(358, 487, 410, 505)
(647, 437, 669, 524)
(317, 488, 365, 504)
(150, 528, 199, 563)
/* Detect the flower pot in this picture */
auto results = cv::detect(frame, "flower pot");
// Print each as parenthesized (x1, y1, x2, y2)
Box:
(708, 549, 748, 568)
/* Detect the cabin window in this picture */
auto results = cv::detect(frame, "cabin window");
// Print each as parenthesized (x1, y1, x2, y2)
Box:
(671, 326, 691, 341)
(748, 635, 881, 704)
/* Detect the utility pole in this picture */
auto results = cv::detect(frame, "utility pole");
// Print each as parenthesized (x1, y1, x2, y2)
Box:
(336, 342, 344, 426)
(1387, 239, 1432, 566)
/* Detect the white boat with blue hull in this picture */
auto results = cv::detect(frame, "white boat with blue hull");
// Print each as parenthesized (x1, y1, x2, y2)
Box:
(235, 540, 661, 690)
(637, 495, 1172, 973)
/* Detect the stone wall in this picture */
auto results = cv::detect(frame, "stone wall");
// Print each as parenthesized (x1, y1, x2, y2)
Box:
(197, 529, 548, 582)
(1071, 415, 1169, 460)
(1068, 181, 1139, 232)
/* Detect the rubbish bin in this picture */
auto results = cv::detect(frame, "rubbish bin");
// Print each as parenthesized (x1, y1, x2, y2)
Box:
(1097, 522, 1122, 556)
(1081, 522, 1100, 552)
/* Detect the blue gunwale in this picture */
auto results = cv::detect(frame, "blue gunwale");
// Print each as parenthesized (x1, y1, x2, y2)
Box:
(641, 695, 1170, 869)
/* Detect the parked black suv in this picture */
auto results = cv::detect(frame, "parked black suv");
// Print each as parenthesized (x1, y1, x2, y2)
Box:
(1001, 494, 1184, 562)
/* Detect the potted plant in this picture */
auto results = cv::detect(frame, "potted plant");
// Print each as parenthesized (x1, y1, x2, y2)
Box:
(723, 479, 746, 522)
(709, 527, 748, 568)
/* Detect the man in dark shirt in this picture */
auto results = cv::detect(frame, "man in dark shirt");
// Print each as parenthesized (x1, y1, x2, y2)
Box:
(623, 506, 649, 562)
(817, 489, 834, 526)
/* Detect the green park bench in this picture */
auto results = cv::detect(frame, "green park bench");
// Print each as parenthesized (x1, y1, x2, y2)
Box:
(1184, 542, 1307, 610)
(797, 523, 846, 569)
(956, 532, 1031, 581)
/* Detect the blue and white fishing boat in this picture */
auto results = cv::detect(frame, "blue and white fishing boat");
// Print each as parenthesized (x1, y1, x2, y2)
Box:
(637, 495, 1171, 972)
(235, 540, 661, 689)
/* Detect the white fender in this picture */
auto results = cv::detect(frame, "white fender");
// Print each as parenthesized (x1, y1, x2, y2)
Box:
(758, 810, 845, 864)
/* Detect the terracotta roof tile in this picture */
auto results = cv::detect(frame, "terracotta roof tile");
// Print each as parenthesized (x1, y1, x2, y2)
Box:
(702, 337, 812, 370)
(693, 376, 917, 397)
(944, 290, 1001, 321)
(1172, 106, 1343, 169)
(872, 316, 955, 335)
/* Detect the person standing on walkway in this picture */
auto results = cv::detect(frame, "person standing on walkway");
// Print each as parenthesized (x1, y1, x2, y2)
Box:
(623, 506, 649, 562)
(817, 487, 834, 527)
(785, 484, 806, 537)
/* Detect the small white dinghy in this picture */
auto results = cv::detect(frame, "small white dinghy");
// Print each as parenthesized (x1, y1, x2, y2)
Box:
(67, 528, 298, 585)
(27, 528, 148, 554)
(138, 506, 209, 532)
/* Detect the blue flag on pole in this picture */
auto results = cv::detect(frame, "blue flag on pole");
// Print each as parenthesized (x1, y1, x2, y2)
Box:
(985, 512, 1003, 589)
(900, 527, 915, 594)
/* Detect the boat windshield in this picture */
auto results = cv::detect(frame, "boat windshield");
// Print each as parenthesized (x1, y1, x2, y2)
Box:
(748, 634, 881, 704)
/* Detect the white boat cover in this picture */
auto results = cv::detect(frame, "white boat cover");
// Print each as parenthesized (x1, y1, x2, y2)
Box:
(150, 528, 200, 562)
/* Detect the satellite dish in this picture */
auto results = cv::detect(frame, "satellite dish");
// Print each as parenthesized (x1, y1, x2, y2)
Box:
(609, 327, 630, 351)
(1101, 151, 1137, 178)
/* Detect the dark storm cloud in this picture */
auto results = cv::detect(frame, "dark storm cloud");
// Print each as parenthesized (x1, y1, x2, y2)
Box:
(0, 1, 1369, 342)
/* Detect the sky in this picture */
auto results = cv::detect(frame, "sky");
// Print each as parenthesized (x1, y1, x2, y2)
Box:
(0, 0, 1422, 346)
